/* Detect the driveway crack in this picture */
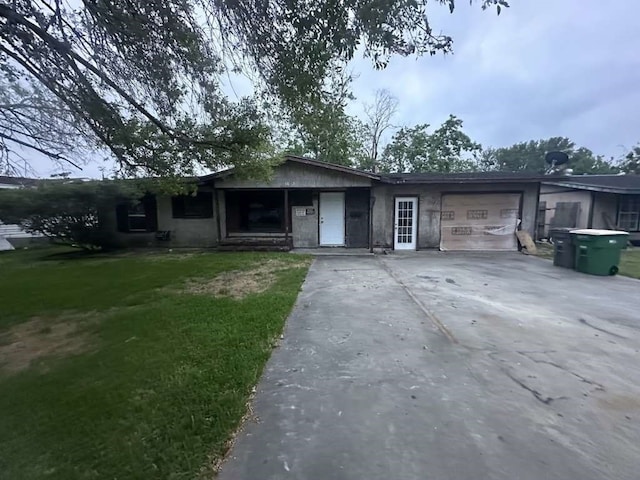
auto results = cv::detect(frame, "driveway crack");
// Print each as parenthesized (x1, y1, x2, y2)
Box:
(517, 351, 606, 391)
(503, 370, 565, 405)
(578, 318, 627, 339)
(377, 257, 458, 344)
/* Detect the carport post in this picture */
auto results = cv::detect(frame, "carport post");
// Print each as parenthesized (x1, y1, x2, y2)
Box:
(284, 189, 290, 246)
(369, 195, 376, 253)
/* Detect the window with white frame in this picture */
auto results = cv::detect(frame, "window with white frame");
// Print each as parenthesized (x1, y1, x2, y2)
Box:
(617, 195, 640, 232)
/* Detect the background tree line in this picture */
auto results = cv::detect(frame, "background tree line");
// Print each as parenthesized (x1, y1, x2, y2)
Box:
(280, 86, 637, 175)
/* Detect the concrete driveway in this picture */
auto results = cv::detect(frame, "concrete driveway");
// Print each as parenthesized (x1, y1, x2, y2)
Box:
(218, 253, 640, 480)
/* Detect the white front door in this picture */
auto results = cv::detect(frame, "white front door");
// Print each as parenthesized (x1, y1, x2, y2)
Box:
(394, 197, 418, 250)
(320, 192, 345, 246)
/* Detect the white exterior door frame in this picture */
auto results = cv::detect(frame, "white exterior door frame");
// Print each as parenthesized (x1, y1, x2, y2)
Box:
(394, 197, 418, 250)
(319, 192, 345, 246)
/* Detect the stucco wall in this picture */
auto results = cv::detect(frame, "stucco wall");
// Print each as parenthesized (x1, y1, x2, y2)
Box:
(216, 161, 372, 189)
(291, 197, 319, 247)
(156, 196, 217, 247)
(372, 183, 539, 249)
(102, 193, 218, 248)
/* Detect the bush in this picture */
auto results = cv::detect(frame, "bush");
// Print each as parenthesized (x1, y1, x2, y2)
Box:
(0, 180, 142, 251)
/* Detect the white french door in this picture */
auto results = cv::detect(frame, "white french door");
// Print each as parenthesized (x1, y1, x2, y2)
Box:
(394, 197, 418, 250)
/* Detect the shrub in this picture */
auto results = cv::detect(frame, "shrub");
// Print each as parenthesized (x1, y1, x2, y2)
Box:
(0, 180, 142, 250)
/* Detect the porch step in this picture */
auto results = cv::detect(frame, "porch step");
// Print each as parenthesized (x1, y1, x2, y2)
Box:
(218, 236, 292, 252)
(217, 245, 291, 252)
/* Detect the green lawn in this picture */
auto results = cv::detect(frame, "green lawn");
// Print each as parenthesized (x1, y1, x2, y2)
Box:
(0, 248, 310, 479)
(535, 242, 640, 279)
(618, 249, 640, 279)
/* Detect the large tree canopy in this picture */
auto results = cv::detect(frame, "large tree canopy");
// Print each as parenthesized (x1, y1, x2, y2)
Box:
(379, 115, 481, 173)
(480, 137, 619, 174)
(0, 0, 507, 177)
(619, 144, 640, 175)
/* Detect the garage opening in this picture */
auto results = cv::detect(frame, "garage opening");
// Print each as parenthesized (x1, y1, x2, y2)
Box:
(440, 193, 521, 251)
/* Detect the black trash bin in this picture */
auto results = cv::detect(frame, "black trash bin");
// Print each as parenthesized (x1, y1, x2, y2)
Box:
(550, 228, 575, 269)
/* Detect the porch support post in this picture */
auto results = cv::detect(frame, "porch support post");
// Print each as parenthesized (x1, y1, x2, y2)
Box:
(284, 189, 290, 246)
(369, 194, 375, 253)
(213, 185, 222, 244)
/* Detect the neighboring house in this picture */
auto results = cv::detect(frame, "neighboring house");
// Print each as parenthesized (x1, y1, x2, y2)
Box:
(102, 156, 543, 252)
(540, 174, 640, 243)
(0, 176, 43, 250)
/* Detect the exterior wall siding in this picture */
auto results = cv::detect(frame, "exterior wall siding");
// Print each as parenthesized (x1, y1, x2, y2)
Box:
(156, 196, 217, 247)
(102, 194, 218, 248)
(291, 196, 319, 247)
(372, 183, 538, 249)
(216, 162, 373, 189)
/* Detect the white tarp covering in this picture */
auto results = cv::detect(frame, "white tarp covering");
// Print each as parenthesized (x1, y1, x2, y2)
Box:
(440, 193, 522, 251)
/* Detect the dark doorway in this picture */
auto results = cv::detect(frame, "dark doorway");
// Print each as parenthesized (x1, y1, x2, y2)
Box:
(345, 188, 370, 248)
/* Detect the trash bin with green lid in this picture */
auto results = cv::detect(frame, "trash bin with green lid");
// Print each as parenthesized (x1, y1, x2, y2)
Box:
(570, 229, 629, 276)
(550, 228, 575, 269)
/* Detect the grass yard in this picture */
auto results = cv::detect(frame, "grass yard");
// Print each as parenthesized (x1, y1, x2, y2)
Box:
(0, 248, 311, 479)
(618, 249, 640, 279)
(535, 242, 640, 279)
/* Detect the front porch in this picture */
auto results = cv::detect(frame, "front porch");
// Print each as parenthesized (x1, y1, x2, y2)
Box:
(218, 233, 292, 252)
(217, 187, 371, 251)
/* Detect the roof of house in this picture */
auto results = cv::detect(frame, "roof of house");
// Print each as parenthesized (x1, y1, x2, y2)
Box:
(201, 156, 548, 185)
(199, 155, 381, 182)
(379, 171, 547, 184)
(543, 174, 640, 194)
(285, 155, 381, 180)
(0, 175, 41, 187)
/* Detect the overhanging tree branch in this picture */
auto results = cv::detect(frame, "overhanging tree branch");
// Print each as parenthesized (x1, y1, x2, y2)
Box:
(0, 131, 81, 168)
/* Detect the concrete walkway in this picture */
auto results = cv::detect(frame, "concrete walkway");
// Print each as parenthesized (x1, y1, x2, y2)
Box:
(218, 254, 640, 480)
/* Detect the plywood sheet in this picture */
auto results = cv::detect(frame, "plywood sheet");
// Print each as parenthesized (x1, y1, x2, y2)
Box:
(441, 193, 521, 251)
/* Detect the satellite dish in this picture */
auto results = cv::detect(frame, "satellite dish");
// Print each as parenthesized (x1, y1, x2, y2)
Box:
(545, 151, 569, 166)
(544, 151, 570, 175)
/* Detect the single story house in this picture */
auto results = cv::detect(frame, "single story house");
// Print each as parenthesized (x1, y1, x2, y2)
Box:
(103, 156, 543, 252)
(540, 174, 640, 243)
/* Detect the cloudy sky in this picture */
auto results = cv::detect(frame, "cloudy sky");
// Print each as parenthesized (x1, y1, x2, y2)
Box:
(25, 0, 640, 178)
(347, 0, 640, 160)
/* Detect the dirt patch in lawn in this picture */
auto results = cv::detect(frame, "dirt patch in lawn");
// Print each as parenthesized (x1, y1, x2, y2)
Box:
(0, 315, 93, 374)
(186, 258, 310, 299)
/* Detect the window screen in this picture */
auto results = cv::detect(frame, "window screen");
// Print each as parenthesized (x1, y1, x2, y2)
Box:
(618, 195, 640, 231)
(116, 195, 158, 233)
(172, 192, 213, 218)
